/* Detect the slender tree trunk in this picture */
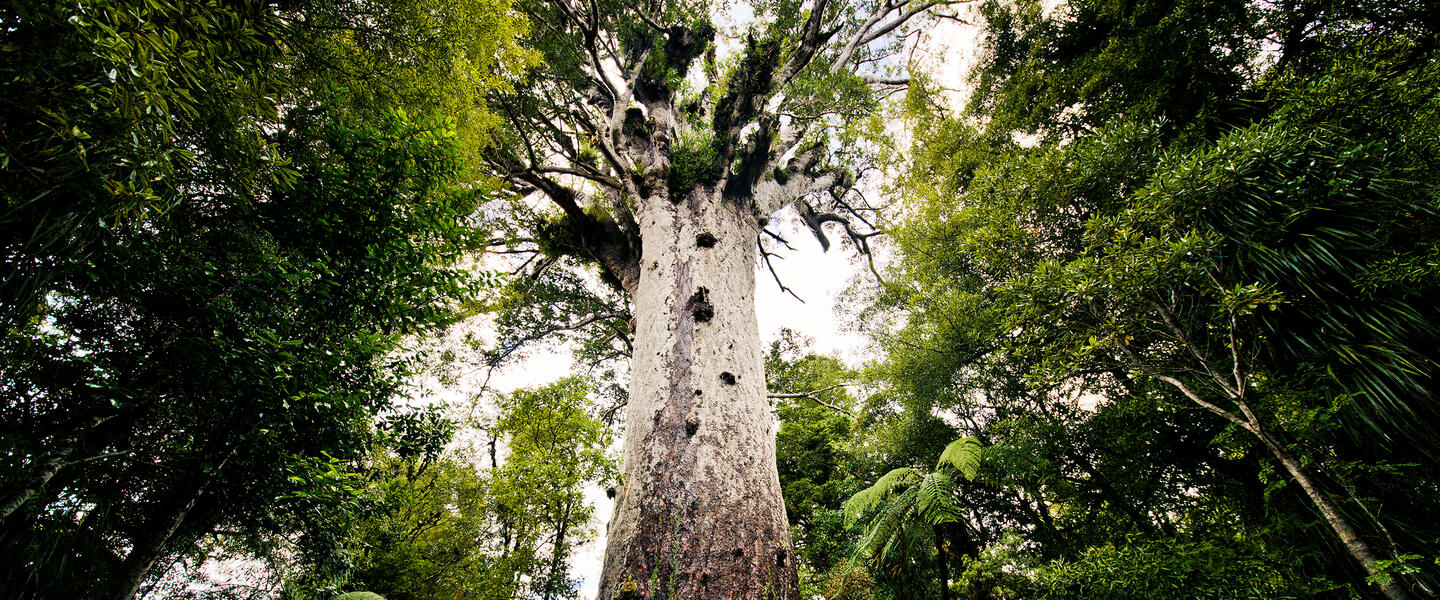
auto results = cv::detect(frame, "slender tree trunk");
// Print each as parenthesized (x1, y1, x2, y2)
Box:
(543, 504, 572, 600)
(1255, 433, 1410, 600)
(1153, 372, 1410, 600)
(108, 481, 203, 600)
(1, 415, 108, 521)
(933, 525, 951, 600)
(598, 185, 796, 599)
(109, 445, 233, 600)
(0, 445, 72, 521)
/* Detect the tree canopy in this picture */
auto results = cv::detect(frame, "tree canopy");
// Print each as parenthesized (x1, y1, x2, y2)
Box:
(3, 0, 1440, 599)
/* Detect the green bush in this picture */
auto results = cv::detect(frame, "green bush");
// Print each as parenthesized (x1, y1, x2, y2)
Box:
(1031, 538, 1325, 600)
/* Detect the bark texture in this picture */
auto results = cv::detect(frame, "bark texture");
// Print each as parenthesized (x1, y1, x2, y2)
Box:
(598, 185, 795, 599)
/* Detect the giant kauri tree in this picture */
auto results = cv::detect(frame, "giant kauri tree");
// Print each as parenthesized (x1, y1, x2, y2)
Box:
(482, 1, 961, 597)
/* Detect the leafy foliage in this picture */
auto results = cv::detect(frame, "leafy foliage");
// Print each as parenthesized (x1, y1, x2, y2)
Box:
(0, 0, 527, 596)
(852, 0, 1440, 597)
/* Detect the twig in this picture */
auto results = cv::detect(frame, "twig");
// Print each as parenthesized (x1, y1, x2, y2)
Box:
(768, 383, 856, 416)
(758, 235, 805, 303)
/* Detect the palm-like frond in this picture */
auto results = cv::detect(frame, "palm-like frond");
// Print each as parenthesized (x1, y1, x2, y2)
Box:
(862, 485, 919, 563)
(843, 466, 922, 527)
(915, 472, 963, 524)
(935, 436, 983, 480)
(840, 437, 990, 590)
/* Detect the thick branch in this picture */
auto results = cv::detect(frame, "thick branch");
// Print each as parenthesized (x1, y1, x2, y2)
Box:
(514, 172, 640, 291)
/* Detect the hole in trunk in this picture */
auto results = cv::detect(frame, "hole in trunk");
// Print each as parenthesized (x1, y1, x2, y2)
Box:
(686, 287, 714, 322)
(694, 389, 703, 396)
(776, 548, 787, 566)
(732, 547, 744, 558)
(685, 419, 699, 436)
(720, 371, 736, 385)
(696, 232, 717, 248)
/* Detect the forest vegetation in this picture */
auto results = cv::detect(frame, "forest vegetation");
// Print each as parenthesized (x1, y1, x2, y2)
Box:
(1, 0, 1438, 599)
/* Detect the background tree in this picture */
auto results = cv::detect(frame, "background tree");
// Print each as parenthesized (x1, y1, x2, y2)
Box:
(491, 377, 621, 600)
(268, 377, 616, 600)
(0, 1, 530, 597)
(764, 331, 865, 596)
(851, 0, 1440, 597)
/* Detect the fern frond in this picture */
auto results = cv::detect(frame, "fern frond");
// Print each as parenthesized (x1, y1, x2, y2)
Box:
(864, 486, 918, 563)
(843, 466, 921, 527)
(936, 437, 984, 480)
(915, 472, 963, 524)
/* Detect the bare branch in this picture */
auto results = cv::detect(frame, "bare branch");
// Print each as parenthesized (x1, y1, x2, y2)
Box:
(830, 0, 904, 74)
(768, 383, 856, 416)
(856, 1, 951, 49)
(759, 235, 805, 303)
(860, 74, 910, 85)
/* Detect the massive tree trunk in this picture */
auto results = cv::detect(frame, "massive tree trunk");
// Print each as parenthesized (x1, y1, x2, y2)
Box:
(488, 4, 948, 597)
(598, 185, 795, 599)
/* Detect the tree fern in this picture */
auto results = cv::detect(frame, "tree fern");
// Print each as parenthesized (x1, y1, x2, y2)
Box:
(916, 472, 964, 525)
(865, 486, 919, 563)
(935, 436, 983, 480)
(843, 466, 922, 527)
(840, 437, 991, 594)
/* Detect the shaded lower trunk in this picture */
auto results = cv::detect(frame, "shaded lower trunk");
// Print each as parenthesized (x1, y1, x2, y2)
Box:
(543, 506, 573, 600)
(109, 447, 231, 600)
(933, 525, 950, 600)
(597, 186, 796, 600)
(108, 488, 197, 600)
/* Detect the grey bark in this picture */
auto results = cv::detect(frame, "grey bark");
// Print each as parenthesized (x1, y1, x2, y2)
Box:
(598, 184, 795, 599)
(109, 446, 234, 600)
(109, 478, 207, 600)
(489, 5, 950, 597)
(1, 415, 108, 521)
(1258, 433, 1409, 600)
(0, 446, 72, 521)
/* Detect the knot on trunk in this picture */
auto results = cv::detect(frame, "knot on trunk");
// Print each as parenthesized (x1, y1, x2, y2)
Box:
(686, 287, 714, 322)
